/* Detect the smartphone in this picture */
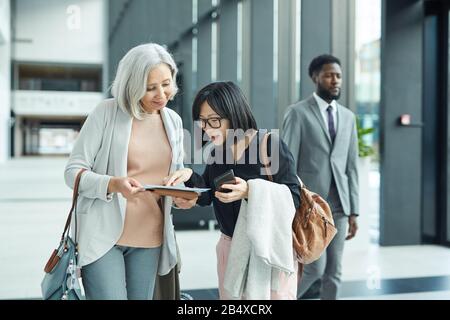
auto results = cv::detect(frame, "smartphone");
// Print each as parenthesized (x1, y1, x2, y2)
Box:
(213, 169, 236, 193)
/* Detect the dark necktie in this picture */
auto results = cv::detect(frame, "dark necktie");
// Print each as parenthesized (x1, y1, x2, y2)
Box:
(327, 105, 336, 143)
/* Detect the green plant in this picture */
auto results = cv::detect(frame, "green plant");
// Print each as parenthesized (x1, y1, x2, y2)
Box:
(356, 117, 375, 158)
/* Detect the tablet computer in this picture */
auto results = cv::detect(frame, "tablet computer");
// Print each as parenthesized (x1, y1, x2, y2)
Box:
(144, 185, 210, 200)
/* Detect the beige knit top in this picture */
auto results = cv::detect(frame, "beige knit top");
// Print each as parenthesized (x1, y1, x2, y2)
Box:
(117, 113, 172, 248)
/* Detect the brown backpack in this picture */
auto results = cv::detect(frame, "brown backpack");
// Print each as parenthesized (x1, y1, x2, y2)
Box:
(261, 133, 337, 266)
(291, 186, 337, 264)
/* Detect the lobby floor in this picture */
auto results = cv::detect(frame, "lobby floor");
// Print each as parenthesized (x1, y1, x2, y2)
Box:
(1, 157, 449, 300)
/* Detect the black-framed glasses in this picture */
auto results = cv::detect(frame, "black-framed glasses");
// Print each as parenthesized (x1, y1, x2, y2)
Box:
(198, 117, 223, 129)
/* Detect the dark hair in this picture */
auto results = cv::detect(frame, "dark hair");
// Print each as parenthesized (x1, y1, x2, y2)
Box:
(308, 54, 341, 78)
(192, 81, 258, 131)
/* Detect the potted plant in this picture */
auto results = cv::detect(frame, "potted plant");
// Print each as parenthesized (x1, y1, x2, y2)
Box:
(356, 117, 376, 247)
(357, 118, 375, 158)
(356, 117, 375, 175)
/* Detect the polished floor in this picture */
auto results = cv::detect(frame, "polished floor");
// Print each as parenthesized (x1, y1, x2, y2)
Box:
(0, 157, 449, 300)
(177, 231, 450, 300)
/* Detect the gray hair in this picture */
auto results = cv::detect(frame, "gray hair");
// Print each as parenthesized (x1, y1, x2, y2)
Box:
(111, 43, 179, 119)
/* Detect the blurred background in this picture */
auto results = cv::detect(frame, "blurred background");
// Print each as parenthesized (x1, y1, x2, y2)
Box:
(0, 0, 449, 300)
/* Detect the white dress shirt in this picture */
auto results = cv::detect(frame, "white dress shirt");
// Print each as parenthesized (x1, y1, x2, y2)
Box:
(313, 92, 338, 131)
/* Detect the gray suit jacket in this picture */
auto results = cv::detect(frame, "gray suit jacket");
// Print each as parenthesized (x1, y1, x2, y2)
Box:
(281, 95, 359, 216)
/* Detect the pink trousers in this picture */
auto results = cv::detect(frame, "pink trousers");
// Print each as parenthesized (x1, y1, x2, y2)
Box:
(216, 233, 298, 300)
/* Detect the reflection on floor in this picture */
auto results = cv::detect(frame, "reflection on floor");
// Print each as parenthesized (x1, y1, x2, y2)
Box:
(177, 230, 450, 300)
(183, 275, 450, 300)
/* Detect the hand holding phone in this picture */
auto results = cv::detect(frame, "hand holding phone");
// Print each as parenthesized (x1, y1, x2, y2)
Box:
(214, 176, 249, 203)
(213, 169, 236, 193)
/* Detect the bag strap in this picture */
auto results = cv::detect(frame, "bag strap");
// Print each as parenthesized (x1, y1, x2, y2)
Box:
(260, 132, 274, 182)
(61, 168, 87, 242)
(297, 175, 305, 189)
(298, 263, 304, 283)
(261, 132, 306, 189)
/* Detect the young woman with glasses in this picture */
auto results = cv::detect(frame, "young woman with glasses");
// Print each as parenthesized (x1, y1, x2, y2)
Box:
(165, 81, 301, 300)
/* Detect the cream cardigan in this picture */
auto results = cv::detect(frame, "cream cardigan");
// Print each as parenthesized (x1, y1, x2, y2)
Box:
(64, 98, 185, 275)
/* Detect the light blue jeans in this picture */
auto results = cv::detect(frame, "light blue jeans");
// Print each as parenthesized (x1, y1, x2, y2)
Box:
(81, 245, 161, 300)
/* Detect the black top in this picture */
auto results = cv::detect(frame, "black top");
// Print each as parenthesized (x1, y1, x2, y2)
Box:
(185, 132, 301, 237)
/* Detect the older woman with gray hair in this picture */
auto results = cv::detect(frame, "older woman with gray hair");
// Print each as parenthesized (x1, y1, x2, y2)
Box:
(64, 43, 188, 300)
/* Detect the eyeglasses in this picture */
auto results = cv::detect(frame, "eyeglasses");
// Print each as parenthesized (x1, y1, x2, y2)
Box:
(198, 117, 223, 129)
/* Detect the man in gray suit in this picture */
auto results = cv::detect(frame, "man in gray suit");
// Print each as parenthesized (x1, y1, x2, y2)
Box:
(282, 54, 359, 300)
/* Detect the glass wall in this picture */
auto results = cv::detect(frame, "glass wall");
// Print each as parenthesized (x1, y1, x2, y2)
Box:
(355, 0, 381, 160)
(180, 0, 301, 131)
(354, 0, 381, 245)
